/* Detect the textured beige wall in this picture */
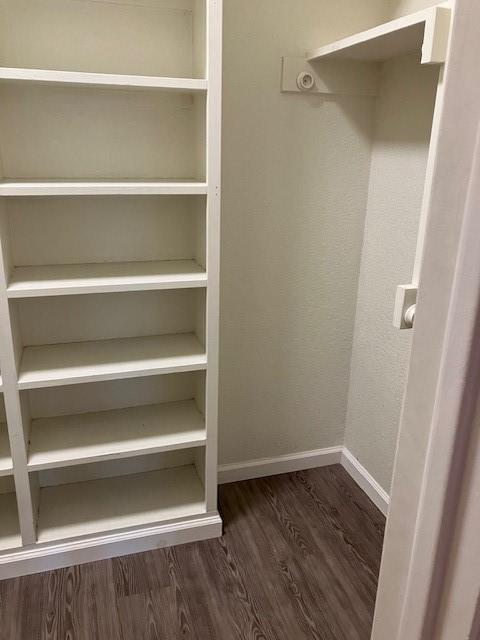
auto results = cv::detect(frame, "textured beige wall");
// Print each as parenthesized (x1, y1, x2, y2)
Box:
(218, 0, 389, 465)
(344, 56, 438, 492)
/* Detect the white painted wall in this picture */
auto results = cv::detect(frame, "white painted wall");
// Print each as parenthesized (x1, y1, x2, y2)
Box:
(218, 0, 389, 466)
(389, 0, 444, 18)
(344, 56, 439, 492)
(219, 1, 441, 498)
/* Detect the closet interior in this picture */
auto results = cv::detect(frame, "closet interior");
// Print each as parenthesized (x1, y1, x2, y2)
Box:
(0, 0, 452, 578)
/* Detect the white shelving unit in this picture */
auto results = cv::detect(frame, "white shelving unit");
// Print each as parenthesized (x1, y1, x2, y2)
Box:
(0, 0, 222, 578)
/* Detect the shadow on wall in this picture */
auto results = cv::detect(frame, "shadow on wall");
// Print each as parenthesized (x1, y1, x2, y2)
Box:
(343, 54, 439, 493)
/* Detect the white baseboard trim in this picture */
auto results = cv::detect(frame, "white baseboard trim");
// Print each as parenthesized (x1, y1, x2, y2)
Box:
(0, 448, 389, 579)
(340, 448, 390, 516)
(218, 446, 343, 484)
(218, 446, 390, 517)
(0, 513, 222, 580)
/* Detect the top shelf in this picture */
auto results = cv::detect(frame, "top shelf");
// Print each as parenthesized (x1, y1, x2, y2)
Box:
(0, 68, 208, 92)
(307, 6, 451, 65)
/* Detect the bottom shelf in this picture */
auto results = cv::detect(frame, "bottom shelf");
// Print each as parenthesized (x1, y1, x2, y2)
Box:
(37, 465, 206, 544)
(0, 493, 21, 551)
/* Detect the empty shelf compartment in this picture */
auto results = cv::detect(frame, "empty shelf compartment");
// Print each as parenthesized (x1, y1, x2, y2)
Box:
(8, 260, 207, 297)
(28, 399, 206, 470)
(18, 333, 207, 389)
(36, 465, 206, 543)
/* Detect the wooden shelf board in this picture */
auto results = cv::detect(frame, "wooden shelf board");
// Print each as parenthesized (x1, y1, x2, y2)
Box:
(0, 493, 21, 551)
(0, 423, 13, 476)
(8, 260, 207, 298)
(18, 333, 207, 390)
(37, 465, 206, 543)
(307, 7, 444, 62)
(0, 67, 208, 92)
(0, 180, 208, 197)
(28, 400, 206, 471)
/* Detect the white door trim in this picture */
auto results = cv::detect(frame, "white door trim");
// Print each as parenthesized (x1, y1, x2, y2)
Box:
(372, 0, 480, 637)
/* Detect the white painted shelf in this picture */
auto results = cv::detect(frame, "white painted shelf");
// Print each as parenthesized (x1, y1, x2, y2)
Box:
(18, 333, 207, 390)
(0, 423, 13, 476)
(37, 465, 206, 543)
(28, 400, 206, 471)
(0, 67, 208, 92)
(0, 180, 208, 197)
(8, 260, 207, 298)
(0, 493, 21, 551)
(307, 6, 450, 64)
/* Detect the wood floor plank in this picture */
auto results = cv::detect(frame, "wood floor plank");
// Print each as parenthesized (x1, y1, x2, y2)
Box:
(282, 471, 382, 636)
(163, 543, 221, 639)
(77, 560, 122, 640)
(0, 465, 385, 640)
(285, 472, 380, 598)
(113, 552, 166, 598)
(117, 593, 149, 640)
(117, 588, 179, 640)
(218, 480, 316, 639)
(219, 475, 355, 640)
(0, 573, 20, 640)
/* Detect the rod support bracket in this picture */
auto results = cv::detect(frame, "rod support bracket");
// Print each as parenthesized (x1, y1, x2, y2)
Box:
(394, 284, 418, 330)
(281, 57, 379, 97)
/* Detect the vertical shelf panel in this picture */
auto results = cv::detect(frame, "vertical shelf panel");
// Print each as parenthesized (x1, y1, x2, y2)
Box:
(204, 0, 222, 511)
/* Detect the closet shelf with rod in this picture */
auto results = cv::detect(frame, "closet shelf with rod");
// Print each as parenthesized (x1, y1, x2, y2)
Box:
(307, 5, 451, 64)
(282, 3, 451, 330)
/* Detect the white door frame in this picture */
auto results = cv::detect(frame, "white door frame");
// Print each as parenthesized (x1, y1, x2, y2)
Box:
(371, 0, 480, 637)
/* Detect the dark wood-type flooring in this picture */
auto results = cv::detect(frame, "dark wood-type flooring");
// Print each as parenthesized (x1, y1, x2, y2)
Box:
(0, 465, 385, 640)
